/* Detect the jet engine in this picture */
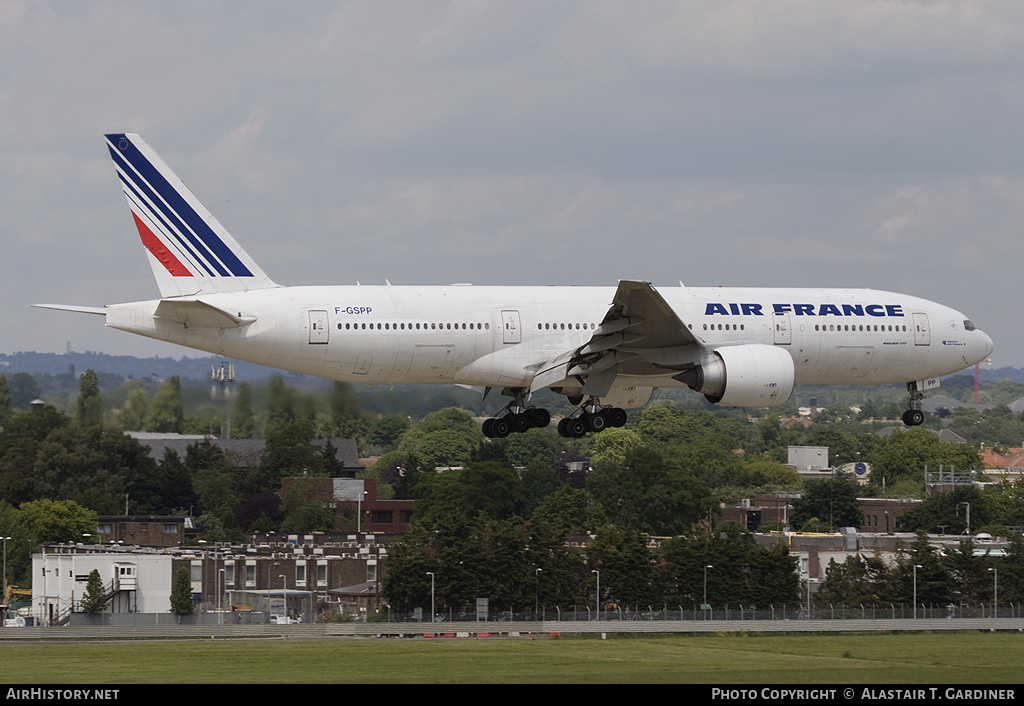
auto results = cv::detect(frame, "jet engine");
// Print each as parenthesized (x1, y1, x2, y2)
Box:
(674, 343, 794, 407)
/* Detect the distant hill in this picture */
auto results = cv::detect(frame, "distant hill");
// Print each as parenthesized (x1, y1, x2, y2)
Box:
(979, 366, 1024, 385)
(0, 351, 296, 383)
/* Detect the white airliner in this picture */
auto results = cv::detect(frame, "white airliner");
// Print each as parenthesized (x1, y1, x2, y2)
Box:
(36, 134, 994, 438)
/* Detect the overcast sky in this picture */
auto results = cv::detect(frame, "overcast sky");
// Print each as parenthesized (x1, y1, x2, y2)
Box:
(4, 1, 1024, 370)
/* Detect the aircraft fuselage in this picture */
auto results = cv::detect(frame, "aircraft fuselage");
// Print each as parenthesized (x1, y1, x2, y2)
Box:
(103, 284, 991, 394)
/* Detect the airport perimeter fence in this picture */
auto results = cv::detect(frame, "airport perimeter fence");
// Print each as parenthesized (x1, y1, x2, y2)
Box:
(379, 602, 1024, 624)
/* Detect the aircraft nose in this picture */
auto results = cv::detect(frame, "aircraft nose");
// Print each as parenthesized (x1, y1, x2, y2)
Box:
(981, 330, 994, 359)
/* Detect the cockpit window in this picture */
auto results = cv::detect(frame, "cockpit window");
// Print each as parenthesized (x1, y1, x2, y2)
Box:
(964, 320, 976, 331)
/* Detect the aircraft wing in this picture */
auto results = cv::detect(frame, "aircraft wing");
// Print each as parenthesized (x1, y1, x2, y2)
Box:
(530, 280, 704, 393)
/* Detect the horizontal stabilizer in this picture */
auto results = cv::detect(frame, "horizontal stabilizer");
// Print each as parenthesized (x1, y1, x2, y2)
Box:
(154, 299, 255, 328)
(31, 304, 106, 316)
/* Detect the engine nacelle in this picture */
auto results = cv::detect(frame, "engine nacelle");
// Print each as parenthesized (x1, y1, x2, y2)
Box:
(675, 344, 794, 407)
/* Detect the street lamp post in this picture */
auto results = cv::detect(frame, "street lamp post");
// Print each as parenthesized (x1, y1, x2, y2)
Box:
(218, 568, 225, 624)
(357, 490, 368, 533)
(426, 572, 435, 624)
(279, 573, 287, 622)
(703, 565, 713, 606)
(913, 564, 923, 618)
(1, 535, 10, 627)
(534, 568, 542, 619)
(990, 566, 998, 619)
(2, 536, 10, 592)
(958, 502, 971, 536)
(591, 569, 600, 621)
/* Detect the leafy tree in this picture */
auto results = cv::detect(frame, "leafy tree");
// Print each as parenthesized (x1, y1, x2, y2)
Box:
(170, 567, 194, 617)
(520, 458, 563, 515)
(187, 441, 238, 533)
(145, 376, 183, 433)
(265, 375, 297, 431)
(153, 448, 196, 515)
(943, 539, 996, 605)
(886, 530, 952, 606)
(0, 374, 11, 425)
(245, 420, 340, 495)
(790, 474, 862, 531)
(280, 477, 335, 532)
(0, 500, 31, 587)
(981, 478, 1024, 530)
(80, 569, 108, 617)
(897, 486, 990, 534)
(368, 413, 411, 452)
(589, 525, 664, 609)
(117, 381, 149, 431)
(329, 381, 366, 444)
(18, 499, 96, 545)
(999, 535, 1024, 604)
(530, 485, 606, 536)
(234, 491, 283, 533)
(413, 462, 526, 527)
(661, 527, 798, 608)
(32, 426, 159, 514)
(396, 408, 481, 469)
(587, 445, 710, 535)
(382, 514, 584, 614)
(867, 428, 980, 492)
(75, 369, 102, 427)
(8, 373, 40, 409)
(381, 523, 439, 612)
(588, 427, 645, 468)
(231, 382, 256, 438)
(500, 427, 558, 469)
(803, 427, 874, 467)
(816, 553, 892, 606)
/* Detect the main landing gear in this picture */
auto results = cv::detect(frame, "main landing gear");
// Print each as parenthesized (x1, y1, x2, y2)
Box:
(482, 406, 551, 439)
(901, 381, 925, 427)
(556, 403, 628, 439)
(480, 392, 629, 439)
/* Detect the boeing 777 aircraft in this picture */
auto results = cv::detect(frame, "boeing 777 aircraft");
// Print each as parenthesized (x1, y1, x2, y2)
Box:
(36, 134, 994, 438)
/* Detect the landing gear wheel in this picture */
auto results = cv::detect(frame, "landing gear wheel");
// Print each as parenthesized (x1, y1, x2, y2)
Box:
(510, 412, 531, 434)
(606, 408, 627, 428)
(482, 418, 495, 438)
(491, 417, 511, 438)
(566, 417, 588, 438)
(902, 409, 924, 427)
(527, 408, 551, 428)
(557, 418, 570, 438)
(585, 411, 607, 433)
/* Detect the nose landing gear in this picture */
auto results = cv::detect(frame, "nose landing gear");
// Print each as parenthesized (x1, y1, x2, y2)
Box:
(902, 382, 926, 427)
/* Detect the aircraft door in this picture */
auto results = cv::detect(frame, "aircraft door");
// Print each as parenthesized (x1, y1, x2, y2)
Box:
(773, 312, 791, 345)
(502, 310, 521, 344)
(308, 310, 329, 344)
(913, 313, 930, 345)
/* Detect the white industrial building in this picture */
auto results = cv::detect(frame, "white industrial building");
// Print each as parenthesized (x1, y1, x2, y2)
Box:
(33, 549, 173, 625)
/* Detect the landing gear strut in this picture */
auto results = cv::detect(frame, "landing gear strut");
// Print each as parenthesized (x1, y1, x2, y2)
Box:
(902, 382, 925, 427)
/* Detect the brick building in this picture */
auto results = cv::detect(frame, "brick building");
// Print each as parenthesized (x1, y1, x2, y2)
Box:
(95, 516, 187, 547)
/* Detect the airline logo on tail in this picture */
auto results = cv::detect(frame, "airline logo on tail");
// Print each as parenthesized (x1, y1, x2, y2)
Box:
(106, 133, 253, 278)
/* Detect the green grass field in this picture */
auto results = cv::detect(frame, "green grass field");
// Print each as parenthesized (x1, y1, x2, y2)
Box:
(2, 632, 1022, 684)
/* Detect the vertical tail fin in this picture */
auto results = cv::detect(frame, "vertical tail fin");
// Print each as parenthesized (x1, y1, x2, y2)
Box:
(105, 133, 279, 298)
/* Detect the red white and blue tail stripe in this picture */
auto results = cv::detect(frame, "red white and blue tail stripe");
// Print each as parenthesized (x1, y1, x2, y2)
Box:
(105, 133, 278, 297)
